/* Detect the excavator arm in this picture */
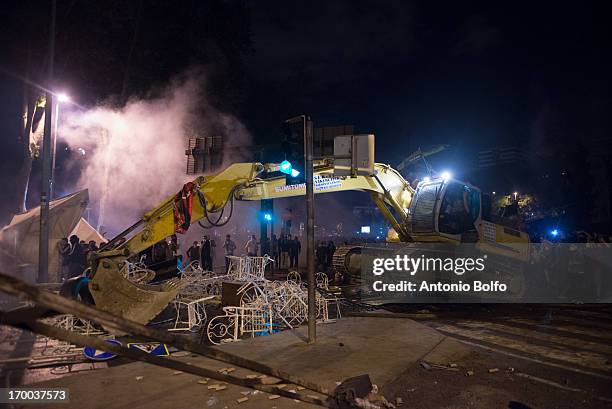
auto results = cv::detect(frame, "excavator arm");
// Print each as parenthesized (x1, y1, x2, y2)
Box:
(96, 161, 414, 262)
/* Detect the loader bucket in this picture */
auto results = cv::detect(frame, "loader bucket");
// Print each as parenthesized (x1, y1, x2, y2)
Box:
(88, 257, 183, 334)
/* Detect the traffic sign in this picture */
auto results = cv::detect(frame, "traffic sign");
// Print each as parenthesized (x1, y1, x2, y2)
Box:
(127, 342, 169, 356)
(83, 339, 122, 361)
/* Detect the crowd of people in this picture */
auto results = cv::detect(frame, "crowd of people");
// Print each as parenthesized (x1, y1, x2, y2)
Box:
(57, 235, 103, 281)
(184, 233, 304, 273)
(531, 231, 611, 301)
(268, 234, 301, 270)
(185, 234, 240, 273)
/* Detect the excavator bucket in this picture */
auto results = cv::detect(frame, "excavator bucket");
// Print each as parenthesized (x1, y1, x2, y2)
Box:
(88, 257, 184, 334)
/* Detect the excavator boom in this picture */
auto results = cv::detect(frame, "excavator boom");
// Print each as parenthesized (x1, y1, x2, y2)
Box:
(99, 161, 414, 260)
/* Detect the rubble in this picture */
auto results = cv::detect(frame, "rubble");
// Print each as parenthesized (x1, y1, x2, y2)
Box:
(419, 361, 432, 370)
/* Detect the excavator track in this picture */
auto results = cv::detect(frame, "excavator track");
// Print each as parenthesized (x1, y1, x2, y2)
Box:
(332, 245, 362, 278)
(333, 244, 528, 302)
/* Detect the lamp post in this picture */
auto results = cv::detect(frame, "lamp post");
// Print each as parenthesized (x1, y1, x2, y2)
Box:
(38, 0, 56, 283)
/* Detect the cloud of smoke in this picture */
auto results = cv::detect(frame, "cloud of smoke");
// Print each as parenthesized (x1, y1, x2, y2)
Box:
(59, 73, 253, 238)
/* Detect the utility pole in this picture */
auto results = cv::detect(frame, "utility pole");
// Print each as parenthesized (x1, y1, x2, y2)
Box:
(38, 0, 56, 283)
(304, 116, 316, 343)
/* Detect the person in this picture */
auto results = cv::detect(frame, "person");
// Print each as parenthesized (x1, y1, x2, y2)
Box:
(169, 234, 179, 257)
(88, 240, 98, 252)
(57, 238, 70, 281)
(245, 235, 258, 257)
(201, 236, 213, 271)
(223, 234, 237, 272)
(187, 241, 200, 265)
(280, 235, 290, 268)
(316, 241, 328, 271)
(290, 236, 301, 268)
(326, 241, 336, 270)
(270, 234, 279, 270)
(67, 235, 86, 278)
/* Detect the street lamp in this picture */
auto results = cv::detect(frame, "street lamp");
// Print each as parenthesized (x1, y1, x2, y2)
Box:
(513, 191, 518, 201)
(57, 92, 70, 103)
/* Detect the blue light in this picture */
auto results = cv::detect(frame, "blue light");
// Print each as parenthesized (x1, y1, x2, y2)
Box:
(263, 213, 272, 222)
(290, 169, 300, 177)
(279, 160, 292, 174)
(550, 229, 559, 237)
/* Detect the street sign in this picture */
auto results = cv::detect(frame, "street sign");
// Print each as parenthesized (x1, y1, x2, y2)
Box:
(127, 342, 170, 356)
(83, 339, 122, 361)
(333, 134, 375, 177)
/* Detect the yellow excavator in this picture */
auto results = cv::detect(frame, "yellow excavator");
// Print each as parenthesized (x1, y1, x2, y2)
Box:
(84, 157, 530, 326)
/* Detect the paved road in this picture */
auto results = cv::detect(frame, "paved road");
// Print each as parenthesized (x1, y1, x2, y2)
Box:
(397, 304, 612, 408)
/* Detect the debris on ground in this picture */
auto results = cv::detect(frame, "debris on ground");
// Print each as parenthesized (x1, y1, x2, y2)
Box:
(172, 371, 183, 375)
(268, 394, 281, 400)
(135, 376, 144, 381)
(419, 361, 432, 370)
(466, 370, 474, 376)
(396, 397, 403, 405)
(488, 368, 499, 373)
(207, 384, 227, 391)
(236, 397, 249, 403)
(428, 363, 459, 371)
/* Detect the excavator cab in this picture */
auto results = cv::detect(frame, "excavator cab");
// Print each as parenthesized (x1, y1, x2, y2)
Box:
(409, 178, 481, 242)
(408, 178, 529, 260)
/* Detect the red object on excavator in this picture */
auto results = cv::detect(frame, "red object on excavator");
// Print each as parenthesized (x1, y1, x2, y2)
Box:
(173, 182, 195, 233)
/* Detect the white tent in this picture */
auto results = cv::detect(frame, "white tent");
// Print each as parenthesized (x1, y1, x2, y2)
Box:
(70, 217, 106, 245)
(0, 190, 89, 281)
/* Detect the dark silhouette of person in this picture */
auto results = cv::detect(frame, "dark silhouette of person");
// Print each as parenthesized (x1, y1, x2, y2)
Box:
(290, 236, 301, 268)
(67, 235, 86, 278)
(201, 235, 213, 271)
(187, 241, 200, 265)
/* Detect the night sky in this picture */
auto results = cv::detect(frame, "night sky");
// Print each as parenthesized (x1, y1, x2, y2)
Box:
(1, 1, 611, 229)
